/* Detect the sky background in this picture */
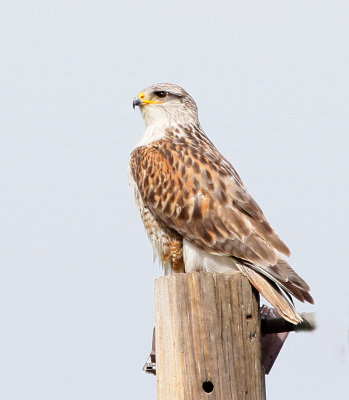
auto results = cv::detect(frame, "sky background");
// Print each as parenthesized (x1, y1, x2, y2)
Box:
(1, 1, 348, 399)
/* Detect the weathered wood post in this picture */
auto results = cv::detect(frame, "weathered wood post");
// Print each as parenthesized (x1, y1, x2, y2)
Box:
(155, 271, 265, 400)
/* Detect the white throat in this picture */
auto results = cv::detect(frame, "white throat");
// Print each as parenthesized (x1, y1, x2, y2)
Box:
(136, 124, 168, 147)
(135, 103, 199, 147)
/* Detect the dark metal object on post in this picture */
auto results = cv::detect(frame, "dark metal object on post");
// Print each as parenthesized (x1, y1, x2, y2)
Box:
(143, 328, 156, 375)
(260, 305, 316, 374)
(143, 306, 315, 376)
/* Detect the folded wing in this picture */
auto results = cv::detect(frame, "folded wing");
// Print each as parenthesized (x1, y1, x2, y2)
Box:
(130, 138, 313, 323)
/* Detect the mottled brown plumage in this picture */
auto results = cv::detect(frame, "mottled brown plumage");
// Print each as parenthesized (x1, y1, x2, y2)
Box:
(129, 83, 313, 324)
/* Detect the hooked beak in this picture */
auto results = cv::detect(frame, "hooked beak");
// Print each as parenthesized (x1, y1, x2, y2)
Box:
(132, 97, 142, 109)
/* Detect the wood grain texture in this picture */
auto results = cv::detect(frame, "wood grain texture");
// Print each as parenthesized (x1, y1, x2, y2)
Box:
(155, 271, 264, 400)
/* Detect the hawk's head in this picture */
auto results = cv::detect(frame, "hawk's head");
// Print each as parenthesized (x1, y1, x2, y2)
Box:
(133, 83, 199, 127)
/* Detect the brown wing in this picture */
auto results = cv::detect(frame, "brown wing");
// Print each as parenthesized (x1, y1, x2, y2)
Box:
(130, 139, 290, 268)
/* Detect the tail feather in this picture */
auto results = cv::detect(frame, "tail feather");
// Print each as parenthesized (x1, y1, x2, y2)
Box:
(273, 259, 311, 291)
(182, 240, 313, 324)
(262, 259, 314, 304)
(236, 256, 313, 324)
(237, 264, 303, 324)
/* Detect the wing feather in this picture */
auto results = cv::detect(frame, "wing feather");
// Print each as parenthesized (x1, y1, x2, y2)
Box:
(130, 140, 287, 267)
(130, 137, 313, 318)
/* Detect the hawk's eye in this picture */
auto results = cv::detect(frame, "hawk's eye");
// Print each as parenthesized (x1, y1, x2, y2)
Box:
(154, 91, 167, 99)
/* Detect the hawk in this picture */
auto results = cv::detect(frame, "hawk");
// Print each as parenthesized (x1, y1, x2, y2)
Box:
(129, 83, 313, 324)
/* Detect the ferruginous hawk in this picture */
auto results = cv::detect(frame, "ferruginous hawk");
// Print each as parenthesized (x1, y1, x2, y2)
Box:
(129, 83, 313, 324)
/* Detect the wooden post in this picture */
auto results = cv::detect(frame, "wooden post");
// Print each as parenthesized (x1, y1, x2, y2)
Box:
(155, 271, 265, 400)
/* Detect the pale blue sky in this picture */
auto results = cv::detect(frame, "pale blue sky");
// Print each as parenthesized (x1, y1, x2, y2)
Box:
(1, 1, 348, 399)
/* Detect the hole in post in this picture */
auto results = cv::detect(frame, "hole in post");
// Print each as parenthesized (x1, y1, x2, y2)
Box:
(202, 381, 214, 393)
